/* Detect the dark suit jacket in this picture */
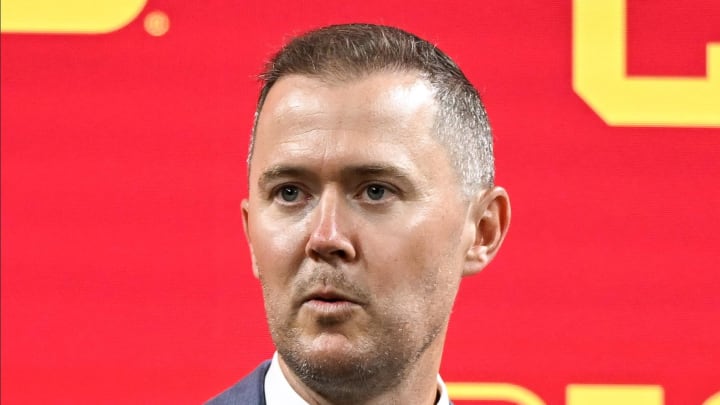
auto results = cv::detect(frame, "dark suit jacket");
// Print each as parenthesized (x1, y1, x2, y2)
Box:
(205, 360, 270, 405)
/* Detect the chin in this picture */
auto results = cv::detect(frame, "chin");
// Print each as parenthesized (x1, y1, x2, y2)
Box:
(280, 334, 392, 388)
(302, 333, 368, 371)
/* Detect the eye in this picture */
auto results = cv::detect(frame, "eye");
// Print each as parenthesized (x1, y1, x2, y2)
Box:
(276, 185, 303, 203)
(365, 184, 386, 201)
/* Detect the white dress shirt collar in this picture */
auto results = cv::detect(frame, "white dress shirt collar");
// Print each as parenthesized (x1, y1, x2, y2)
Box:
(264, 352, 307, 405)
(264, 352, 450, 405)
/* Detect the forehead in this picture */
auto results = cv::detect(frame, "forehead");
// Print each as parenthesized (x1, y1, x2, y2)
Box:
(261, 71, 435, 129)
(251, 72, 444, 169)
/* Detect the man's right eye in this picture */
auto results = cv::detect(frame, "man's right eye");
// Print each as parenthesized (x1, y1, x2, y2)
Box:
(276, 185, 303, 203)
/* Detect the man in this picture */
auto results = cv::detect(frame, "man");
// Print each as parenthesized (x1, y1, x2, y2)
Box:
(207, 23, 510, 405)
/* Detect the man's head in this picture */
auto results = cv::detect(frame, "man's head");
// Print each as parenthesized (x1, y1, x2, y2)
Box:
(249, 23, 495, 196)
(242, 24, 510, 403)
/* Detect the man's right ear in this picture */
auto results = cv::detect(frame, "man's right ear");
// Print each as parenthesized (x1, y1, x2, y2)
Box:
(241, 199, 259, 279)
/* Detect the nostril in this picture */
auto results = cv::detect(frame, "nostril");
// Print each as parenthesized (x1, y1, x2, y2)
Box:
(305, 226, 356, 262)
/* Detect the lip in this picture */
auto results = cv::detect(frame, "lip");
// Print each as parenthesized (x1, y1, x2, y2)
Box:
(304, 287, 360, 304)
(301, 287, 363, 320)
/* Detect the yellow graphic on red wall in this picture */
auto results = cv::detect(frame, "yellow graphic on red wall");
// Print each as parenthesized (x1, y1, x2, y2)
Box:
(567, 385, 664, 405)
(573, 0, 720, 127)
(1, 0, 147, 34)
(446, 383, 719, 405)
(447, 383, 546, 404)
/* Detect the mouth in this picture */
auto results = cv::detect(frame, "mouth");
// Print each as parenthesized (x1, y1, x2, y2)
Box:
(306, 288, 358, 303)
(301, 288, 363, 320)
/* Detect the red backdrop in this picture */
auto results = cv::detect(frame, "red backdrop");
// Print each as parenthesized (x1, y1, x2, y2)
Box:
(2, 1, 719, 404)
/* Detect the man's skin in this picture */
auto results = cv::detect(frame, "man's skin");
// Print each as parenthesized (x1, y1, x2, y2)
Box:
(242, 71, 510, 404)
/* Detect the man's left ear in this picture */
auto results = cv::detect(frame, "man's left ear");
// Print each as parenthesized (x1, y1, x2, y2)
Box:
(463, 186, 511, 276)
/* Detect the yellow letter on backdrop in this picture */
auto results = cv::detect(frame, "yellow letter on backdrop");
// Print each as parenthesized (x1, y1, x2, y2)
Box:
(704, 391, 720, 405)
(1, 0, 147, 34)
(567, 384, 664, 405)
(447, 383, 546, 405)
(573, 0, 720, 127)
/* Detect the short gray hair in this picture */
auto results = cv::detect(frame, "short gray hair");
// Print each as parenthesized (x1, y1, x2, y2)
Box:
(250, 23, 494, 194)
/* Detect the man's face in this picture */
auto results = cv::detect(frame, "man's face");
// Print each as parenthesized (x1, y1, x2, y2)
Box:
(243, 71, 479, 391)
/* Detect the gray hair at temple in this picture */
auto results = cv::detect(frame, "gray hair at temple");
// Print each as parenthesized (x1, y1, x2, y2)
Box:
(249, 23, 495, 194)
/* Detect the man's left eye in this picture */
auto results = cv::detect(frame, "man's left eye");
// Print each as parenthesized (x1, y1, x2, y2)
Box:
(365, 184, 386, 201)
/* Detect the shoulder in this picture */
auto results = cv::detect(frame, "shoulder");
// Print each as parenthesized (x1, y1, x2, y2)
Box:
(204, 360, 271, 405)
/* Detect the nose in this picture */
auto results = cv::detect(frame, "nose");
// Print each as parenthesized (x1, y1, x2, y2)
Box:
(305, 188, 357, 262)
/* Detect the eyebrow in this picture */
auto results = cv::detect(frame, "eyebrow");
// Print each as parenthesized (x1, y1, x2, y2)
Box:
(257, 163, 414, 189)
(340, 164, 413, 181)
(257, 166, 314, 190)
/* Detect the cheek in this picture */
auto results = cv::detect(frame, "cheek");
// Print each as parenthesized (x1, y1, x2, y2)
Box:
(363, 214, 465, 297)
(249, 211, 309, 277)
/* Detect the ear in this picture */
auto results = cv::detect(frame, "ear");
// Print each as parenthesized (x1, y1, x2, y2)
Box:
(241, 199, 260, 279)
(463, 186, 511, 276)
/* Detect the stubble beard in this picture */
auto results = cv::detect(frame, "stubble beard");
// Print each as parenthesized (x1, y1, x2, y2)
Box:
(273, 313, 443, 403)
(261, 271, 447, 403)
